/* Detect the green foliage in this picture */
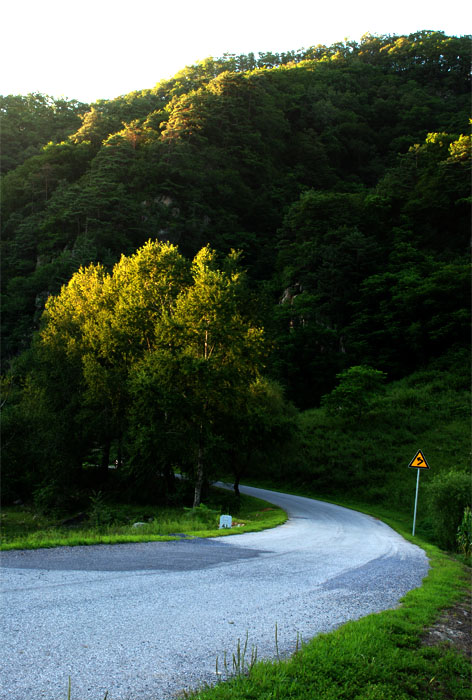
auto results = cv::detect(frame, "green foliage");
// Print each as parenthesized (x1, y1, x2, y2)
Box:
(2, 31, 469, 382)
(456, 506, 472, 559)
(267, 354, 470, 549)
(183, 503, 220, 526)
(127, 245, 267, 506)
(321, 366, 387, 420)
(32, 482, 86, 516)
(88, 491, 115, 527)
(0, 491, 286, 550)
(426, 471, 472, 550)
(217, 377, 300, 490)
(32, 483, 64, 514)
(0, 93, 88, 174)
(7, 241, 272, 506)
(1, 31, 470, 514)
(185, 537, 469, 700)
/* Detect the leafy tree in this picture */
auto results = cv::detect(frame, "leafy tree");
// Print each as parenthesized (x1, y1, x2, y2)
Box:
(0, 93, 87, 174)
(39, 241, 189, 479)
(129, 246, 266, 506)
(69, 105, 121, 147)
(321, 365, 387, 421)
(32, 242, 266, 504)
(347, 249, 469, 375)
(219, 377, 299, 496)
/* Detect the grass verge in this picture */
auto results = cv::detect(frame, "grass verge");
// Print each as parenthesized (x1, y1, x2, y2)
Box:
(184, 489, 470, 700)
(6, 483, 470, 700)
(0, 489, 287, 550)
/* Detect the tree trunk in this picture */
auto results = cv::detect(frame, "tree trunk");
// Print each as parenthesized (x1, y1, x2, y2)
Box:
(164, 465, 176, 499)
(233, 473, 241, 498)
(231, 451, 244, 499)
(193, 445, 204, 508)
(99, 440, 110, 483)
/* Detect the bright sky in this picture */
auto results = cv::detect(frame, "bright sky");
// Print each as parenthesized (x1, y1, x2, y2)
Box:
(1, 0, 470, 104)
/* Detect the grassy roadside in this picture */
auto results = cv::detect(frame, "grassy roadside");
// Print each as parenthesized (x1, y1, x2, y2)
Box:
(188, 544, 469, 699)
(184, 487, 470, 700)
(4, 483, 470, 699)
(0, 489, 287, 551)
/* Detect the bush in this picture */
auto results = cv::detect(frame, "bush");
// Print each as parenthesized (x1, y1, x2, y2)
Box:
(457, 506, 472, 558)
(33, 483, 66, 514)
(425, 469, 471, 550)
(183, 503, 220, 526)
(33, 482, 85, 515)
(88, 490, 115, 526)
(321, 366, 387, 422)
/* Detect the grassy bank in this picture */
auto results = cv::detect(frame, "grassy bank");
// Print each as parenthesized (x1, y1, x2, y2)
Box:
(189, 545, 469, 699)
(185, 492, 470, 700)
(4, 484, 470, 699)
(0, 488, 287, 550)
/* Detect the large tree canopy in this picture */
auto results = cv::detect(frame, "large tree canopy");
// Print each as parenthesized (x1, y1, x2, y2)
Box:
(34, 241, 266, 504)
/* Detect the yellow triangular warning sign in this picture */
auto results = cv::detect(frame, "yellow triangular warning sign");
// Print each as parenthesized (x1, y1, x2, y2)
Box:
(408, 450, 430, 469)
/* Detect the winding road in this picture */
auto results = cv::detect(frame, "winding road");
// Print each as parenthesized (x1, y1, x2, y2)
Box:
(0, 485, 429, 700)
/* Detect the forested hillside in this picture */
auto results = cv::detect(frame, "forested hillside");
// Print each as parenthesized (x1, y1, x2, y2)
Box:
(1, 31, 470, 545)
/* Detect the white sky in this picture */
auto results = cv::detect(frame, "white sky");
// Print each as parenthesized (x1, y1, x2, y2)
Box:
(1, 0, 470, 104)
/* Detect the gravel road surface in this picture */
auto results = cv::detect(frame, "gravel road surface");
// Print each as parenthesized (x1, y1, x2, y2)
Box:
(0, 484, 429, 700)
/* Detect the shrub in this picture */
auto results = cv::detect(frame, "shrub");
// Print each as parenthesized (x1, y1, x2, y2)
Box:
(33, 482, 85, 515)
(425, 469, 471, 550)
(457, 506, 472, 558)
(183, 503, 220, 526)
(321, 365, 387, 422)
(88, 490, 114, 526)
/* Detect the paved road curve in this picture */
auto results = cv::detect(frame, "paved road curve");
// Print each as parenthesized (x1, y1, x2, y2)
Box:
(0, 485, 429, 700)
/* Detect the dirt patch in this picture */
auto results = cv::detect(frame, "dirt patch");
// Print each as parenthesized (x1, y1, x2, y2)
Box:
(422, 589, 472, 659)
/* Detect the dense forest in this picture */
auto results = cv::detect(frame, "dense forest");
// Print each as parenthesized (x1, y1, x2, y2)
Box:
(1, 31, 470, 549)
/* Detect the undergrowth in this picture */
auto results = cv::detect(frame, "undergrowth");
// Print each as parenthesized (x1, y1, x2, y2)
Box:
(0, 489, 286, 550)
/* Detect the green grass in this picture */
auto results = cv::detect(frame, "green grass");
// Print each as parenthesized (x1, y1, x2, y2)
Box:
(189, 553, 469, 699)
(0, 489, 287, 550)
(184, 492, 470, 700)
(4, 483, 470, 700)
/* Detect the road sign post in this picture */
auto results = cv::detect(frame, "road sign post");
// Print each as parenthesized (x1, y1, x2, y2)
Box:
(408, 450, 430, 536)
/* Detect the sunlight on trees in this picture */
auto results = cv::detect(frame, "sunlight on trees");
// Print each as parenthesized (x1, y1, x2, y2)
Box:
(38, 241, 267, 505)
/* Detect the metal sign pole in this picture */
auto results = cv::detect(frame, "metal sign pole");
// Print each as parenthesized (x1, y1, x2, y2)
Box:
(412, 468, 420, 536)
(409, 450, 430, 536)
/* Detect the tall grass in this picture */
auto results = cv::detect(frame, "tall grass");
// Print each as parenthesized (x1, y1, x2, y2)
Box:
(0, 492, 287, 550)
(186, 521, 470, 700)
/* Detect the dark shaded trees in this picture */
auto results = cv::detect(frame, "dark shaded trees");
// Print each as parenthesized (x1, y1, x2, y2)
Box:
(0, 93, 87, 174)
(1, 31, 470, 412)
(7, 242, 270, 504)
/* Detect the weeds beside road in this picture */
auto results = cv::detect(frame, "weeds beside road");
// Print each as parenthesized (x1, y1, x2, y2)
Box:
(0, 489, 286, 550)
(185, 498, 471, 700)
(2, 486, 470, 700)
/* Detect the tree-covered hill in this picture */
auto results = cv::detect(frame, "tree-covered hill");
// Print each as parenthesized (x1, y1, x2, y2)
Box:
(1, 30, 469, 396)
(0, 93, 87, 174)
(2, 32, 469, 388)
(1, 31, 470, 525)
